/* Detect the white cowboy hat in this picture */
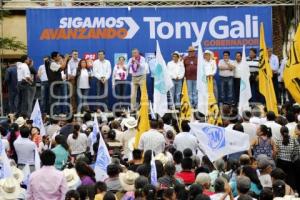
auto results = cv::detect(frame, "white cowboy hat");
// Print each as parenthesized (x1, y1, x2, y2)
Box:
(11, 166, 24, 184)
(123, 117, 137, 129)
(63, 168, 81, 190)
(15, 117, 26, 128)
(119, 170, 140, 192)
(0, 177, 24, 200)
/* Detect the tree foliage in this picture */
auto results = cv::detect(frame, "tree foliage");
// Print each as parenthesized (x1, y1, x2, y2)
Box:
(0, 10, 26, 51)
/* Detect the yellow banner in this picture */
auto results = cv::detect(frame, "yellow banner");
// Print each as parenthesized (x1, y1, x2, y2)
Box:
(207, 76, 222, 125)
(283, 24, 300, 103)
(134, 81, 150, 148)
(179, 78, 192, 126)
(259, 23, 278, 115)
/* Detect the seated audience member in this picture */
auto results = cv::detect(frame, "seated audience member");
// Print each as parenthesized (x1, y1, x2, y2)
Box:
(94, 181, 107, 200)
(158, 161, 182, 189)
(272, 180, 286, 198)
(128, 149, 143, 172)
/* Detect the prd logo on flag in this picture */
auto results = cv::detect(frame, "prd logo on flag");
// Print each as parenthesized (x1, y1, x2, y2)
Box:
(202, 126, 225, 150)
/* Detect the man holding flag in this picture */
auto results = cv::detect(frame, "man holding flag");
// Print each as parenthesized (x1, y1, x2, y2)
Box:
(153, 41, 174, 117)
(283, 23, 300, 103)
(259, 23, 278, 115)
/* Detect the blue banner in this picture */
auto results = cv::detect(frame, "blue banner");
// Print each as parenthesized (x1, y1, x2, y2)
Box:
(26, 7, 272, 107)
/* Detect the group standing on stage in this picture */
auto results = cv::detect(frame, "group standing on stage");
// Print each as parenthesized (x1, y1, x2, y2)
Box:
(4, 45, 293, 116)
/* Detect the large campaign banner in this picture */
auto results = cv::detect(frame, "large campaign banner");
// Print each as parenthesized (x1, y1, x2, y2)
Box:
(26, 7, 272, 107)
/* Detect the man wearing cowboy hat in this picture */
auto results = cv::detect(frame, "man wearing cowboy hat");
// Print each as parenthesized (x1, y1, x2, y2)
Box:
(167, 51, 185, 109)
(0, 177, 26, 199)
(121, 117, 137, 160)
(184, 46, 198, 108)
(203, 50, 218, 100)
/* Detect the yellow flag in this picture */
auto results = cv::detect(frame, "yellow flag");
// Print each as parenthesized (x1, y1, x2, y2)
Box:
(283, 24, 300, 103)
(180, 78, 192, 124)
(207, 76, 222, 125)
(134, 81, 150, 148)
(259, 23, 278, 115)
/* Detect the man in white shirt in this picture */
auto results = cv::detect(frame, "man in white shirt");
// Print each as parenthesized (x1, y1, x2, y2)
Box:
(127, 48, 147, 111)
(203, 50, 218, 100)
(16, 55, 33, 116)
(173, 120, 198, 155)
(93, 50, 112, 111)
(14, 126, 36, 172)
(67, 50, 81, 113)
(138, 119, 165, 155)
(233, 52, 242, 104)
(218, 51, 235, 105)
(38, 56, 50, 114)
(247, 48, 262, 103)
(242, 111, 258, 142)
(268, 48, 280, 102)
(264, 111, 281, 141)
(167, 51, 185, 108)
(48, 51, 68, 115)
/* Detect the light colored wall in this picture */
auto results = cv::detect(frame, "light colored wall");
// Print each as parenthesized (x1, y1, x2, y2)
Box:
(2, 15, 27, 58)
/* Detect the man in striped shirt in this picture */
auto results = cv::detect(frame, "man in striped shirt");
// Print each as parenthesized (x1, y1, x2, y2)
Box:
(247, 48, 263, 103)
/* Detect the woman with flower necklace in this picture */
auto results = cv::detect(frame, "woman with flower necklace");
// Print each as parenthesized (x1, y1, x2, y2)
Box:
(112, 56, 128, 107)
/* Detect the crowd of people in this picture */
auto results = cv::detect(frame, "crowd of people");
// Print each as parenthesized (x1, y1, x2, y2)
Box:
(0, 101, 300, 199)
(4, 45, 294, 117)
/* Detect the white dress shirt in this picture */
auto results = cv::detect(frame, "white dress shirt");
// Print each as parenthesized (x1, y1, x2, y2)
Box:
(17, 62, 31, 82)
(173, 132, 198, 155)
(233, 60, 243, 78)
(38, 64, 48, 82)
(78, 69, 90, 89)
(264, 121, 282, 141)
(13, 137, 36, 165)
(269, 54, 279, 72)
(93, 59, 112, 80)
(203, 59, 217, 76)
(167, 60, 185, 79)
(138, 129, 165, 155)
(278, 58, 288, 82)
(67, 58, 81, 77)
(242, 122, 258, 142)
(218, 59, 234, 77)
(67, 133, 88, 155)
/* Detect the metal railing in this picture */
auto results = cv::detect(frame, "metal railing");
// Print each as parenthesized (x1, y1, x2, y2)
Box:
(1, 0, 298, 9)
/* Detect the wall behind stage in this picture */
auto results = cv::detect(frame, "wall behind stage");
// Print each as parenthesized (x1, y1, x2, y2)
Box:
(26, 7, 272, 108)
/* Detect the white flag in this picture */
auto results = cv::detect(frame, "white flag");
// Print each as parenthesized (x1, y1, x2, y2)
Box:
(94, 130, 111, 181)
(150, 151, 157, 186)
(238, 45, 252, 116)
(90, 114, 99, 155)
(35, 147, 41, 170)
(30, 100, 46, 136)
(189, 122, 250, 162)
(196, 42, 208, 115)
(153, 40, 174, 117)
(0, 139, 12, 179)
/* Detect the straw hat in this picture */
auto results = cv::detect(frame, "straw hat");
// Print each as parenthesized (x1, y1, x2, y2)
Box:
(119, 170, 140, 191)
(172, 51, 180, 57)
(123, 117, 137, 129)
(155, 153, 169, 166)
(63, 168, 81, 190)
(15, 117, 26, 128)
(187, 46, 196, 52)
(0, 177, 24, 200)
(11, 166, 24, 184)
